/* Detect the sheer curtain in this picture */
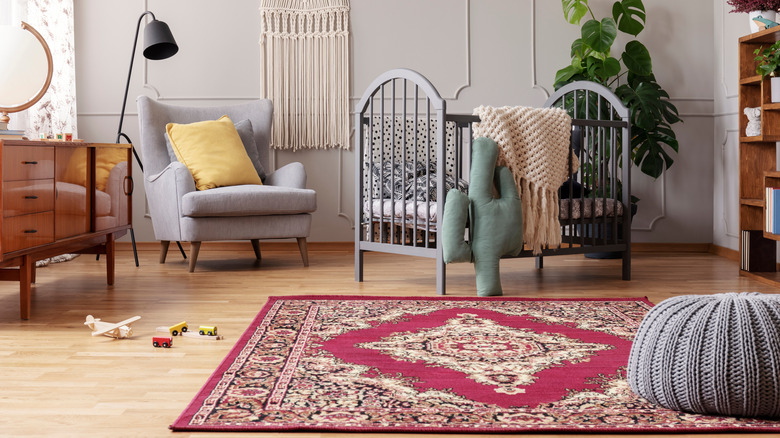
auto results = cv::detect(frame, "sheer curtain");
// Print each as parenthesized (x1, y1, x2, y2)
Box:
(2, 0, 77, 138)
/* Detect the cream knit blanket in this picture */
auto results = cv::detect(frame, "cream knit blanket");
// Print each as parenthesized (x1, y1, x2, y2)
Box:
(473, 105, 576, 254)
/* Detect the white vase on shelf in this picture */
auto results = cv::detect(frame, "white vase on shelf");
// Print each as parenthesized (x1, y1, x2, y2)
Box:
(749, 10, 778, 33)
(773, 77, 780, 102)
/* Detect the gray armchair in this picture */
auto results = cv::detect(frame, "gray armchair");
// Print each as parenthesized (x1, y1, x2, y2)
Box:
(136, 96, 316, 271)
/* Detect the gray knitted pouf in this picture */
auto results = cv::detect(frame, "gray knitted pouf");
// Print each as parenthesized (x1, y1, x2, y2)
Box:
(627, 292, 780, 418)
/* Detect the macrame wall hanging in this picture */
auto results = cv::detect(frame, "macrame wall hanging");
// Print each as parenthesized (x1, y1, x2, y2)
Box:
(260, 0, 350, 151)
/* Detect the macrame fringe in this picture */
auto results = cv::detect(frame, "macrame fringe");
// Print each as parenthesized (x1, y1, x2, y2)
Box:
(518, 180, 562, 255)
(260, 0, 350, 151)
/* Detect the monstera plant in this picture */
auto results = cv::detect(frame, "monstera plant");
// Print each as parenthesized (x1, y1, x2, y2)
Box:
(554, 0, 681, 201)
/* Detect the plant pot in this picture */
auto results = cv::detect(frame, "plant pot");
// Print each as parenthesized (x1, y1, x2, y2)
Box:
(750, 10, 777, 33)
(772, 77, 780, 103)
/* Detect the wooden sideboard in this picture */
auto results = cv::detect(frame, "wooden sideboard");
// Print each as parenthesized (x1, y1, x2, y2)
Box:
(0, 140, 132, 319)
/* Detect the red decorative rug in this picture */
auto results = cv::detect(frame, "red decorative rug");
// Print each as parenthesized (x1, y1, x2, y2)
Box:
(171, 296, 780, 432)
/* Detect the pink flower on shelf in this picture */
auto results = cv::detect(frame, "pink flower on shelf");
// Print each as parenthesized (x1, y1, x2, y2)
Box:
(727, 0, 780, 13)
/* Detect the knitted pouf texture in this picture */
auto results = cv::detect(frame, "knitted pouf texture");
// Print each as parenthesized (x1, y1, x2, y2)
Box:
(627, 292, 780, 418)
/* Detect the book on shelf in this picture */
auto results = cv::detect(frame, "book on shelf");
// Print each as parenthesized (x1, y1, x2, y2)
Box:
(0, 129, 26, 140)
(766, 187, 780, 234)
(741, 229, 776, 272)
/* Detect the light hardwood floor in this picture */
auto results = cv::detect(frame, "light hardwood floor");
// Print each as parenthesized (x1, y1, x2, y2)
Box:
(1, 244, 778, 437)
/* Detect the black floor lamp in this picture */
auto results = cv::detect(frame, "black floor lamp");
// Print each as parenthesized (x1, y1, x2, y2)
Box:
(115, 11, 185, 266)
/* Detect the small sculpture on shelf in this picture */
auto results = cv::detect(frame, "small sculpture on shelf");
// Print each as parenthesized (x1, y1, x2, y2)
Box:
(745, 106, 762, 137)
(753, 15, 780, 31)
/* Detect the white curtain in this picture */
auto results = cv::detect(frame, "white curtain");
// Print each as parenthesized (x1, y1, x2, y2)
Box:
(260, 0, 350, 151)
(3, 0, 77, 138)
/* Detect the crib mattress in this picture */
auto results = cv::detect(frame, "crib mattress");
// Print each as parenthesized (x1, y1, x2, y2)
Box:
(365, 199, 440, 231)
(366, 197, 625, 231)
(559, 198, 624, 220)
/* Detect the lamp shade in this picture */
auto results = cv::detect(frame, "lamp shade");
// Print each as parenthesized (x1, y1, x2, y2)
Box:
(143, 19, 178, 60)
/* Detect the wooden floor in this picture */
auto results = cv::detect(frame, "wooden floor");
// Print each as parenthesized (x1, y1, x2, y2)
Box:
(1, 244, 778, 437)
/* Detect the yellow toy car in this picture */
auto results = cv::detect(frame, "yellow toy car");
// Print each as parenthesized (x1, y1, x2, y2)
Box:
(199, 325, 218, 336)
(169, 321, 188, 336)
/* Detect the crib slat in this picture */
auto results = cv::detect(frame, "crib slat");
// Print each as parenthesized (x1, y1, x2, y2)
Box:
(412, 84, 420, 246)
(425, 98, 432, 246)
(402, 79, 408, 246)
(390, 79, 396, 245)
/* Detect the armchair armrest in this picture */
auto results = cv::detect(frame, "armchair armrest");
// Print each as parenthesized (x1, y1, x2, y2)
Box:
(265, 162, 307, 189)
(144, 162, 196, 241)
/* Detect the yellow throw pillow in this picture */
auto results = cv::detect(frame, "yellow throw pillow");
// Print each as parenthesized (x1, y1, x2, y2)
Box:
(166, 116, 263, 190)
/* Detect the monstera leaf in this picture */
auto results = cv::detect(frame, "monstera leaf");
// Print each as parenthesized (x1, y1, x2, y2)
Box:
(618, 76, 681, 128)
(612, 0, 646, 36)
(563, 0, 590, 24)
(586, 56, 621, 82)
(631, 124, 678, 179)
(622, 41, 652, 76)
(582, 18, 617, 53)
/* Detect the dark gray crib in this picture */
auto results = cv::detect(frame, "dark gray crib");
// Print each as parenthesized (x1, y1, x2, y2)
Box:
(354, 69, 631, 295)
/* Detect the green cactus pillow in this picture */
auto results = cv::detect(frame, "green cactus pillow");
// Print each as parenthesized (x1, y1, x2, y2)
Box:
(442, 137, 524, 296)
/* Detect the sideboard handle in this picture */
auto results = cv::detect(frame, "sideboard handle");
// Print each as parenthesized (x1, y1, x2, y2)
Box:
(21, 161, 38, 165)
(24, 195, 38, 200)
(124, 176, 134, 196)
(23, 230, 38, 234)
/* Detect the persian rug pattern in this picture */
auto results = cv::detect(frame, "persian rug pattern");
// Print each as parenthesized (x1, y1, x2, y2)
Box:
(172, 296, 780, 432)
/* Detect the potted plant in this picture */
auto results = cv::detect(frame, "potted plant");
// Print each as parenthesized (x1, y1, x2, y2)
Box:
(754, 40, 780, 102)
(554, 0, 681, 258)
(727, 0, 780, 33)
(555, 0, 681, 199)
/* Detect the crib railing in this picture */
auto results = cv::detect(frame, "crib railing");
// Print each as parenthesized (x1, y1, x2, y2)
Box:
(355, 69, 476, 293)
(524, 81, 631, 280)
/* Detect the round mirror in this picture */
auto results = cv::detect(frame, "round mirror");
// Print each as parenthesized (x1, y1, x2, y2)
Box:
(0, 22, 53, 129)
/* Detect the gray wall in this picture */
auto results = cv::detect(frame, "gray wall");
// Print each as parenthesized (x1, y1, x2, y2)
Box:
(74, 0, 715, 244)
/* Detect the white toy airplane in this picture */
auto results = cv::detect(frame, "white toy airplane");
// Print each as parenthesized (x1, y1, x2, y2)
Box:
(84, 315, 141, 338)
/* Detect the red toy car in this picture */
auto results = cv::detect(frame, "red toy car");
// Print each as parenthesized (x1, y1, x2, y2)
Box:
(152, 336, 173, 348)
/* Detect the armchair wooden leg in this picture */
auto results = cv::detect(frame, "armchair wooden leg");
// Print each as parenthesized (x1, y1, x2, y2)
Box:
(296, 237, 309, 267)
(251, 239, 261, 260)
(160, 241, 170, 264)
(189, 241, 201, 273)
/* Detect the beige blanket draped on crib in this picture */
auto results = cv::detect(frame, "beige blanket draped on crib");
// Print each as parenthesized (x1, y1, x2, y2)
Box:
(473, 106, 576, 254)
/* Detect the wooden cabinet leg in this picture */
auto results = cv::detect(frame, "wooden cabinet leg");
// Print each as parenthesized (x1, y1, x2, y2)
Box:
(106, 234, 115, 285)
(20, 255, 32, 320)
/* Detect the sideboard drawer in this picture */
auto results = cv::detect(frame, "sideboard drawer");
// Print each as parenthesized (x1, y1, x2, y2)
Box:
(3, 180, 55, 217)
(3, 146, 55, 181)
(2, 211, 55, 253)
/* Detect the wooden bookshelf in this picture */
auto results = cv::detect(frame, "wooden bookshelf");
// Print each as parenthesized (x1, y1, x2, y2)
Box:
(738, 27, 780, 279)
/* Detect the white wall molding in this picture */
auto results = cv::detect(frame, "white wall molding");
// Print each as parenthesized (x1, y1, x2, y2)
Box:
(337, 148, 354, 227)
(631, 172, 666, 232)
(720, 1, 738, 99)
(530, 0, 550, 100)
(721, 128, 739, 239)
(445, 0, 471, 100)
